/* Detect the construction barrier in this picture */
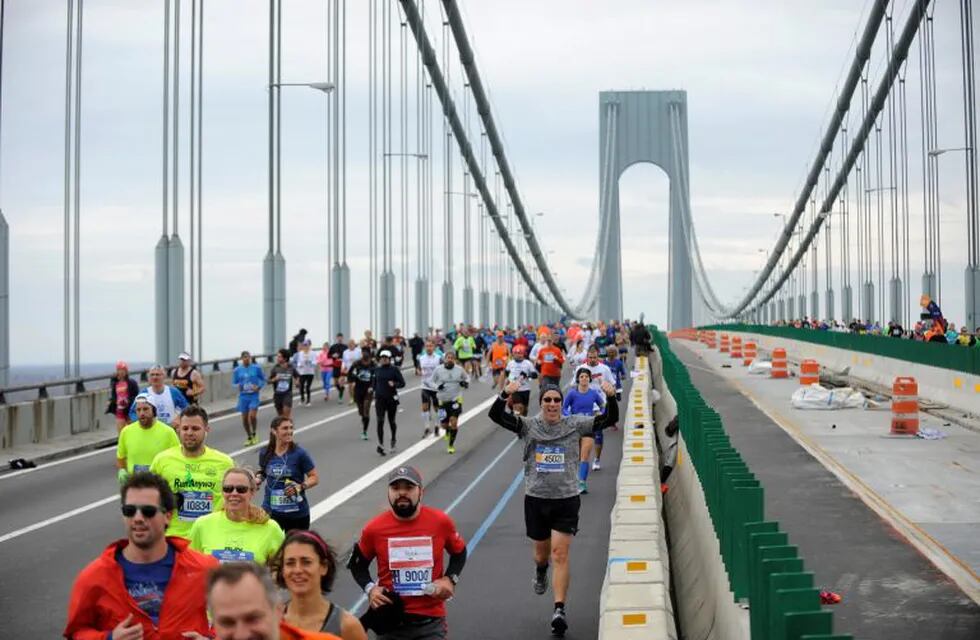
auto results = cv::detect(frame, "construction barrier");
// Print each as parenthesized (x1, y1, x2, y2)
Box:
(706, 331, 717, 349)
(799, 359, 819, 386)
(655, 328, 852, 639)
(771, 348, 789, 379)
(891, 377, 920, 436)
(599, 355, 676, 640)
(743, 341, 757, 367)
(720, 334, 730, 353)
(731, 336, 743, 360)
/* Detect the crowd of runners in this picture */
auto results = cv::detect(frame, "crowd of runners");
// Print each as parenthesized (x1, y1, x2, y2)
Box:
(75, 319, 651, 639)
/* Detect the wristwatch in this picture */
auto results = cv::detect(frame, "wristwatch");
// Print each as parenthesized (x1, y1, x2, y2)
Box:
(446, 574, 460, 586)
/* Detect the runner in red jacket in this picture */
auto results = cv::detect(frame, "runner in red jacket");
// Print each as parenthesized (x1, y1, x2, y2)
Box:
(64, 472, 217, 640)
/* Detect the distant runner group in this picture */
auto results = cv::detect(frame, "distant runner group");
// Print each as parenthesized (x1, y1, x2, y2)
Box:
(75, 320, 650, 639)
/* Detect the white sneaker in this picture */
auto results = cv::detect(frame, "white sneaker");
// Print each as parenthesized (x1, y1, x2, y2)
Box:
(592, 460, 601, 471)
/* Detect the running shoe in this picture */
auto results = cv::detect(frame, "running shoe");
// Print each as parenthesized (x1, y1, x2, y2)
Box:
(551, 608, 568, 637)
(447, 445, 456, 455)
(361, 431, 369, 441)
(578, 480, 588, 495)
(391, 440, 397, 452)
(592, 460, 601, 471)
(376, 445, 387, 456)
(422, 428, 431, 438)
(244, 437, 254, 446)
(533, 566, 549, 595)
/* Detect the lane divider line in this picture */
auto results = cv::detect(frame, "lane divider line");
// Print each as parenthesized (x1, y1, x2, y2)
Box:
(0, 385, 428, 545)
(0, 368, 417, 481)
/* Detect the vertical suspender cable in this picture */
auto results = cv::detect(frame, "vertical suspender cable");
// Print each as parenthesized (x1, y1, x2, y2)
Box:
(190, 0, 196, 357)
(73, 1, 82, 375)
(64, 0, 75, 377)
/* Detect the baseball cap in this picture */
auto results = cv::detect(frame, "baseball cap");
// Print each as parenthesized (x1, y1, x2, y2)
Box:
(115, 360, 128, 370)
(178, 351, 192, 361)
(387, 465, 423, 487)
(379, 349, 392, 358)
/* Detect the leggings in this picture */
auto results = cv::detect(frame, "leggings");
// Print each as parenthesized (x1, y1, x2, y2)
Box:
(355, 388, 372, 432)
(298, 374, 314, 403)
(320, 370, 333, 395)
(375, 397, 398, 446)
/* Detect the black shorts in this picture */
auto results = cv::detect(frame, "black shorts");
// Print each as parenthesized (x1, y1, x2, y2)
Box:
(458, 355, 472, 363)
(421, 389, 439, 407)
(510, 390, 531, 407)
(273, 393, 292, 411)
(438, 399, 463, 423)
(541, 375, 561, 387)
(524, 495, 580, 540)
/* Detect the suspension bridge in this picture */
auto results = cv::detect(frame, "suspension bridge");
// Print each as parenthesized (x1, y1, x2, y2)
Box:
(0, 1, 979, 638)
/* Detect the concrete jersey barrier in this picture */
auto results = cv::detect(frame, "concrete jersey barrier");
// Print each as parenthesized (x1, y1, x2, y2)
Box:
(598, 354, 677, 639)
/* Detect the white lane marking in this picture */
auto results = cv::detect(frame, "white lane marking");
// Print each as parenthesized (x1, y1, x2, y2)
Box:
(309, 394, 499, 523)
(347, 422, 518, 614)
(0, 384, 422, 545)
(1, 368, 417, 481)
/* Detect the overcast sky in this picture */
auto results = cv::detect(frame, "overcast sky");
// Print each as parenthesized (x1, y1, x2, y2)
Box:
(0, 0, 971, 365)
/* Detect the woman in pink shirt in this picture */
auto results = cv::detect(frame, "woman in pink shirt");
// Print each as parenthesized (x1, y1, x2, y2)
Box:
(317, 343, 335, 402)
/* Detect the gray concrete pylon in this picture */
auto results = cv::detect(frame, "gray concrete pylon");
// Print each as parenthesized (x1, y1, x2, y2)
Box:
(597, 91, 692, 327)
(493, 292, 503, 328)
(479, 290, 489, 327)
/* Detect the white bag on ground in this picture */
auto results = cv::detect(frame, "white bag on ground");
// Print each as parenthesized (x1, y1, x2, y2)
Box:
(791, 384, 866, 410)
(748, 360, 772, 375)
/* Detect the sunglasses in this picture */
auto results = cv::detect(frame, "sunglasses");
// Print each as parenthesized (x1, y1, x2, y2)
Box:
(223, 485, 251, 494)
(541, 396, 562, 404)
(121, 504, 163, 518)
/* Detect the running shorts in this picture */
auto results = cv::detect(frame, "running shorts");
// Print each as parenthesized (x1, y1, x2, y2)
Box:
(273, 393, 292, 412)
(541, 375, 561, 387)
(438, 399, 462, 424)
(524, 495, 580, 540)
(510, 390, 531, 407)
(421, 388, 439, 407)
(237, 393, 260, 413)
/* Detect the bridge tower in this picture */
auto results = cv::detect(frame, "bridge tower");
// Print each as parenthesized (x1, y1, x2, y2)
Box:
(597, 90, 693, 329)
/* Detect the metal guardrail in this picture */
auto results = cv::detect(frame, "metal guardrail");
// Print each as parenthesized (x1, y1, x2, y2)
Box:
(0, 352, 283, 404)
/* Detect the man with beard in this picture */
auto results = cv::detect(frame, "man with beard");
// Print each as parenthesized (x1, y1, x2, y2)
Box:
(430, 351, 469, 454)
(149, 405, 234, 539)
(64, 472, 217, 639)
(347, 466, 467, 640)
(116, 394, 179, 483)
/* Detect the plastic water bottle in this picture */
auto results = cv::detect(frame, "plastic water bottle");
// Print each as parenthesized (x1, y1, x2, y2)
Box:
(285, 479, 304, 503)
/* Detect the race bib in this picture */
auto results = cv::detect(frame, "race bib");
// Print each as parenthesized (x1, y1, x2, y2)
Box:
(388, 537, 434, 596)
(543, 353, 555, 363)
(270, 488, 300, 513)
(212, 549, 255, 563)
(133, 464, 150, 473)
(243, 383, 258, 394)
(534, 445, 565, 473)
(179, 491, 213, 521)
(276, 378, 291, 393)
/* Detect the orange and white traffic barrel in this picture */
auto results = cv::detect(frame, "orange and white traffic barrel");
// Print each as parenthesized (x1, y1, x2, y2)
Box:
(771, 348, 788, 379)
(743, 341, 757, 366)
(799, 359, 819, 385)
(891, 377, 919, 436)
(720, 334, 730, 353)
(731, 336, 743, 359)
(707, 331, 717, 349)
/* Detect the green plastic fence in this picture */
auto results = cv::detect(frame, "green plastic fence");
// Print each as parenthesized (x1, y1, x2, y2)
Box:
(698, 323, 980, 376)
(651, 327, 851, 640)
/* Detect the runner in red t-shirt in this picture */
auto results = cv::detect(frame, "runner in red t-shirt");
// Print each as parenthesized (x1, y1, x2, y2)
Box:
(535, 335, 565, 387)
(347, 466, 467, 639)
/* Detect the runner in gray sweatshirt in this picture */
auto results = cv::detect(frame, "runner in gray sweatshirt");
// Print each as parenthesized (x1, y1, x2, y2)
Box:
(487, 378, 618, 637)
(430, 351, 470, 454)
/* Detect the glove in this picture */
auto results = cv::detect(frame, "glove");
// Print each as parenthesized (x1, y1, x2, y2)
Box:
(117, 468, 130, 485)
(460, 380, 469, 389)
(529, 371, 539, 379)
(438, 384, 446, 391)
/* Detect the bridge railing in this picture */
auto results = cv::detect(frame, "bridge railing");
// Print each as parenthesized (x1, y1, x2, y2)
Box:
(652, 327, 851, 639)
(698, 323, 980, 376)
(0, 352, 281, 405)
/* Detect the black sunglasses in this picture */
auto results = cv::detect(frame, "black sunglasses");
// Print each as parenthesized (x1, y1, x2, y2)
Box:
(223, 485, 250, 494)
(541, 396, 562, 404)
(121, 504, 163, 518)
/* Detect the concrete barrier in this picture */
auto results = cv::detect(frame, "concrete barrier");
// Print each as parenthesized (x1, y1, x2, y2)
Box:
(651, 348, 749, 640)
(0, 364, 277, 450)
(599, 356, 678, 640)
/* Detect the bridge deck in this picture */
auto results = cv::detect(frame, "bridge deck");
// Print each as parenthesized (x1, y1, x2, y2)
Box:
(673, 339, 980, 639)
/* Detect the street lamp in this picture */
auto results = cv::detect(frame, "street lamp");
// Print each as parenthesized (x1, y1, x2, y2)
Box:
(270, 81, 335, 93)
(928, 146, 971, 157)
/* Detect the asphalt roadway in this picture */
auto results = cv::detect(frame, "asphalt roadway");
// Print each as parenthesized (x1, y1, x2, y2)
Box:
(0, 370, 626, 639)
(672, 340, 980, 639)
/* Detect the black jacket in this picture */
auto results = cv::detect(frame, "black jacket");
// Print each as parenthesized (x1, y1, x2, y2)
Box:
(106, 377, 140, 415)
(372, 365, 406, 401)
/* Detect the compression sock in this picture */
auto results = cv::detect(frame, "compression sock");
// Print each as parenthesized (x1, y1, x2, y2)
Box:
(448, 428, 459, 446)
(578, 461, 590, 482)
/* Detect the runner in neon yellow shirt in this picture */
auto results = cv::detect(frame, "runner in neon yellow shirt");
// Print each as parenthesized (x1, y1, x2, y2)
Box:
(115, 394, 180, 483)
(189, 468, 285, 564)
(149, 405, 234, 539)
